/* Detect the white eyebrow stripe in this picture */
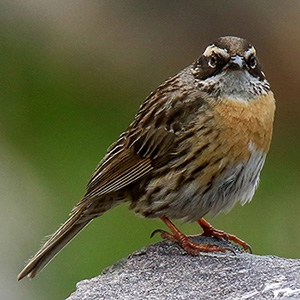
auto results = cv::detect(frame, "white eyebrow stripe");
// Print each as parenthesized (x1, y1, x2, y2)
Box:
(203, 44, 230, 58)
(244, 46, 256, 59)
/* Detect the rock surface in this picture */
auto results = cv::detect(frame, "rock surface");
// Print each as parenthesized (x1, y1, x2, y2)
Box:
(67, 237, 300, 299)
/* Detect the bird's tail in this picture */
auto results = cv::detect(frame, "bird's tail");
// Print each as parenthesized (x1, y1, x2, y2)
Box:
(18, 209, 93, 280)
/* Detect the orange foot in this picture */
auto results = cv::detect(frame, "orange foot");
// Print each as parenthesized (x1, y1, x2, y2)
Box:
(197, 218, 252, 253)
(151, 216, 235, 255)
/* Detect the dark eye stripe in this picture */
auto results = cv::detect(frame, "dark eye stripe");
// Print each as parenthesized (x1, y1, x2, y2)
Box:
(193, 54, 227, 80)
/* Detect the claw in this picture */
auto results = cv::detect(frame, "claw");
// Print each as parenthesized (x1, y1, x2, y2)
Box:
(150, 229, 165, 238)
(198, 218, 252, 253)
(151, 229, 179, 243)
(156, 216, 236, 255)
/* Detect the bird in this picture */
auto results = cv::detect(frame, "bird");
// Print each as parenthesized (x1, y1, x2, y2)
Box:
(18, 36, 275, 280)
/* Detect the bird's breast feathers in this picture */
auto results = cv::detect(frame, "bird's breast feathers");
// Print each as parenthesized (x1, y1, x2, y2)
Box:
(212, 90, 275, 160)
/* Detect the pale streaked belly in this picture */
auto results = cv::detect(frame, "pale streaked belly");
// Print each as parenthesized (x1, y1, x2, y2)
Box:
(135, 142, 266, 222)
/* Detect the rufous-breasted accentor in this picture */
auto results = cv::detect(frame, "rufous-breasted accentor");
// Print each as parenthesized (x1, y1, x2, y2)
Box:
(18, 36, 275, 280)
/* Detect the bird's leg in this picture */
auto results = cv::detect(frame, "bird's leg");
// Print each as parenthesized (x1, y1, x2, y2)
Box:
(151, 216, 232, 255)
(197, 218, 252, 253)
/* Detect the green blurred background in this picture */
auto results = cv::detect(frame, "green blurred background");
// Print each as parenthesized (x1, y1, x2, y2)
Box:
(2, 1, 300, 299)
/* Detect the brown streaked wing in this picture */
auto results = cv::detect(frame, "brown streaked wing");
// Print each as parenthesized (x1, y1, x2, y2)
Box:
(83, 148, 153, 200)
(76, 71, 205, 207)
(79, 124, 176, 204)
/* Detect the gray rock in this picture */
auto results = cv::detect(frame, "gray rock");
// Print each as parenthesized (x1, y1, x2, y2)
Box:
(67, 237, 300, 300)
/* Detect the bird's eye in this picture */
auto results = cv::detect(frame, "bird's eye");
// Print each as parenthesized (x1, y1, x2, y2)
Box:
(247, 55, 257, 69)
(208, 54, 218, 68)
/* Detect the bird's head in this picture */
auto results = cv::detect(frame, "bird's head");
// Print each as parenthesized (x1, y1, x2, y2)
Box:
(192, 36, 270, 101)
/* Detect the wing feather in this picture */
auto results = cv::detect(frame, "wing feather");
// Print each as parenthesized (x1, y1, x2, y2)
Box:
(77, 74, 206, 206)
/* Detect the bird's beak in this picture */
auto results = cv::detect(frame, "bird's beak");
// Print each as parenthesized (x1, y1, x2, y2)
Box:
(228, 55, 245, 70)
